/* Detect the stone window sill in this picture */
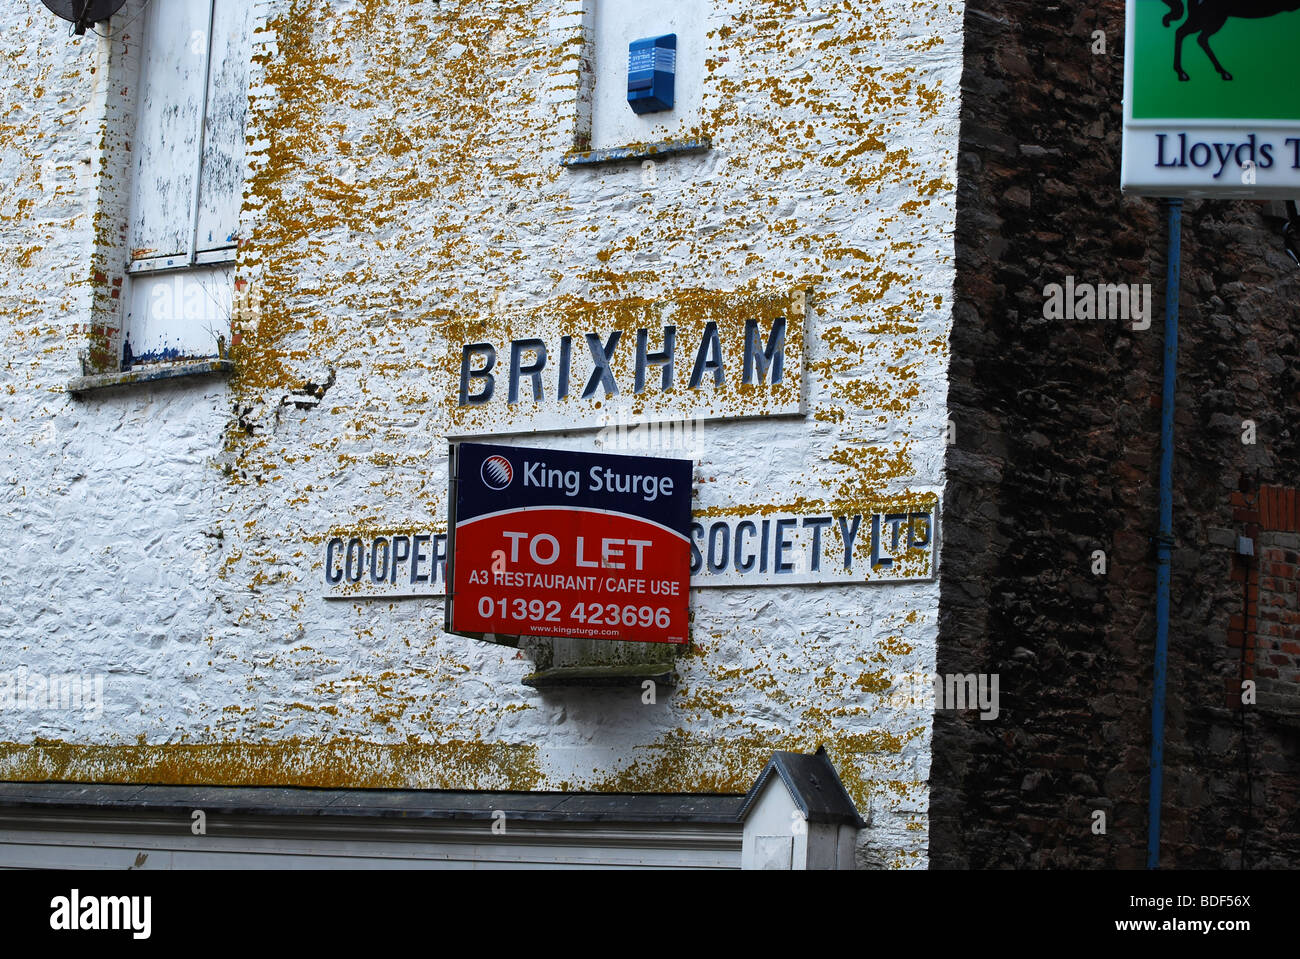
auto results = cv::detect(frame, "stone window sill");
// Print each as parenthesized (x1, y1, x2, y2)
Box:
(68, 358, 235, 396)
(522, 662, 676, 688)
(562, 137, 712, 167)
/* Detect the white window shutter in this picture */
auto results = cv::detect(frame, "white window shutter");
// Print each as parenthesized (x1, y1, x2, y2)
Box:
(195, 0, 254, 254)
(129, 0, 214, 261)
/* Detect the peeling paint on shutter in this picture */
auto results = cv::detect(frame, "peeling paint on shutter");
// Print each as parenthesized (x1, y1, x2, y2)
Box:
(125, 266, 233, 363)
(195, 0, 253, 254)
(129, 0, 213, 262)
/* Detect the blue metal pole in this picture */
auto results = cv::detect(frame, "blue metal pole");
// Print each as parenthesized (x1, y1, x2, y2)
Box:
(1149, 197, 1181, 870)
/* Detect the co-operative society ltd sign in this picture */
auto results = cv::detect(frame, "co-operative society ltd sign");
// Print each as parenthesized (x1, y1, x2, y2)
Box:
(1122, 0, 1300, 197)
(446, 442, 693, 644)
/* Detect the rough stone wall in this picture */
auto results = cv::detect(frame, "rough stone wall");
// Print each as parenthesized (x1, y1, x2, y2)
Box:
(0, 0, 964, 868)
(935, 0, 1300, 868)
(0, 1, 235, 775)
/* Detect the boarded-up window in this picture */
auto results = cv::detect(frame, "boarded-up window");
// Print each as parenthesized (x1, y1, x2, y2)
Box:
(129, 0, 252, 267)
(126, 267, 234, 364)
(129, 0, 208, 262)
(196, 0, 253, 255)
(124, 0, 253, 363)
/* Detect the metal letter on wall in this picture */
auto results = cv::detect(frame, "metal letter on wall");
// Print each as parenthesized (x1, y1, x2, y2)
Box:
(445, 288, 808, 437)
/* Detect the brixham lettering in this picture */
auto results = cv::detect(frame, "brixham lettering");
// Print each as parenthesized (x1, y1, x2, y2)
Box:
(458, 318, 788, 407)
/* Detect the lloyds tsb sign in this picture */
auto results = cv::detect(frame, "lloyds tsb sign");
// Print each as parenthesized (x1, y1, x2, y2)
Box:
(1122, 0, 1300, 197)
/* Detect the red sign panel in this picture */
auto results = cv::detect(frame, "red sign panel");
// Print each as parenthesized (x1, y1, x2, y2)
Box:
(447, 443, 693, 644)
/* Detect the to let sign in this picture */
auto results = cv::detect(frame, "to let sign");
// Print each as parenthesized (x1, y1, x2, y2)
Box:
(446, 442, 693, 644)
(1122, 1, 1300, 197)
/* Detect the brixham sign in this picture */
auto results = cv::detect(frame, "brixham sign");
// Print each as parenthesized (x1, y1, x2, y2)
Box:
(1122, 0, 1300, 197)
(445, 288, 807, 437)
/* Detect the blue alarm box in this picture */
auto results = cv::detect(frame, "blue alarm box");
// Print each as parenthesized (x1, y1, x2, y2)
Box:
(627, 34, 676, 114)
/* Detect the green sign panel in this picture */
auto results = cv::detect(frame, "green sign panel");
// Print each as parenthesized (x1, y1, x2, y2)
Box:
(1123, 0, 1300, 196)
(1131, 1, 1300, 120)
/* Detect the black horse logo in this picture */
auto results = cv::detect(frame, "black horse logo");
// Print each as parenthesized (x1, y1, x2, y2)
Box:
(1161, 0, 1300, 80)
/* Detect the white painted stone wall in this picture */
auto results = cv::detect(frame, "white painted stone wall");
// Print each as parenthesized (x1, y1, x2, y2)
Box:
(0, 0, 964, 869)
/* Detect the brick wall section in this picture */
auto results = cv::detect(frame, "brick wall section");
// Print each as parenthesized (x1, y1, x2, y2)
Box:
(1226, 490, 1259, 701)
(934, 1, 1300, 868)
(1257, 537, 1300, 679)
(1254, 487, 1300, 704)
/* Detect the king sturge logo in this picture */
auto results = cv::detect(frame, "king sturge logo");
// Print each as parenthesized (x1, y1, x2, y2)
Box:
(480, 455, 513, 491)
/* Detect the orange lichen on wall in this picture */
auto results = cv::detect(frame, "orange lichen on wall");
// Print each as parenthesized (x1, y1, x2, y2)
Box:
(0, 738, 544, 791)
